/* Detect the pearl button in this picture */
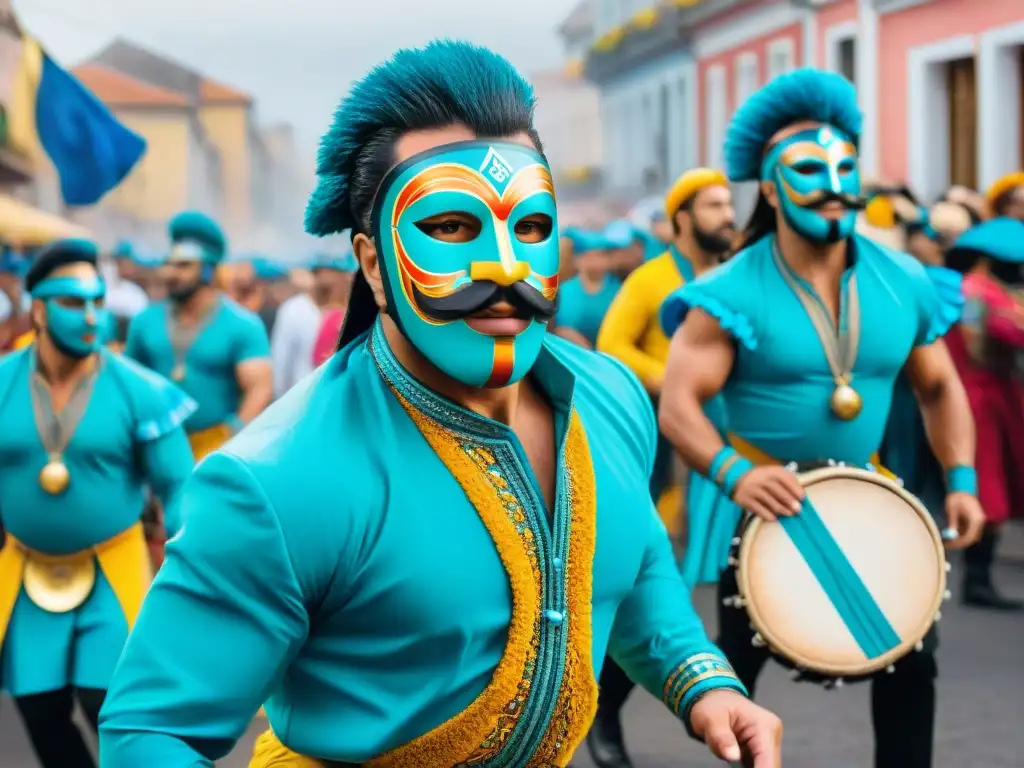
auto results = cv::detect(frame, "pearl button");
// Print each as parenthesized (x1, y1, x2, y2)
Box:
(552, 557, 563, 570)
(544, 609, 564, 625)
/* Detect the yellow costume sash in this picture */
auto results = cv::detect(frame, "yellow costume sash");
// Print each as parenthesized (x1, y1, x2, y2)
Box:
(12, 330, 35, 350)
(188, 423, 234, 462)
(0, 522, 152, 648)
(728, 433, 895, 480)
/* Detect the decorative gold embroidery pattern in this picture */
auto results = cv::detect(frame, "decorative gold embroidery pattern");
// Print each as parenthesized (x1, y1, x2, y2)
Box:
(366, 390, 598, 768)
(529, 412, 598, 766)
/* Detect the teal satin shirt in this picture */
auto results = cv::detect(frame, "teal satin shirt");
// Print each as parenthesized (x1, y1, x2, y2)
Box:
(664, 234, 962, 464)
(125, 296, 270, 432)
(0, 347, 196, 551)
(98, 320, 744, 766)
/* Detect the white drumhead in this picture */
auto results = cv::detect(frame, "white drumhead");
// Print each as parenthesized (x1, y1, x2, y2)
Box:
(738, 467, 946, 676)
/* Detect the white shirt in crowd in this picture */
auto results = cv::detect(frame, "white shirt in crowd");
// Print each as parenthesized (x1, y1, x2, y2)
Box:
(271, 291, 321, 397)
(100, 261, 149, 319)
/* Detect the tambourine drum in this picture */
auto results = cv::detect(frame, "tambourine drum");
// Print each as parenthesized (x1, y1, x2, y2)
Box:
(731, 464, 948, 681)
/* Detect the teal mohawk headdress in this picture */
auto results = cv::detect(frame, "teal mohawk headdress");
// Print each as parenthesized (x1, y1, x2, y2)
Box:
(304, 39, 537, 237)
(724, 68, 862, 183)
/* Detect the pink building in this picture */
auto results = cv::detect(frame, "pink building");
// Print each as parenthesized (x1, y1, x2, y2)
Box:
(585, 0, 1024, 204)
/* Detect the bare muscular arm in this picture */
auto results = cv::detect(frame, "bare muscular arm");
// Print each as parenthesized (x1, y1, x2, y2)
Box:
(657, 309, 735, 475)
(904, 339, 975, 470)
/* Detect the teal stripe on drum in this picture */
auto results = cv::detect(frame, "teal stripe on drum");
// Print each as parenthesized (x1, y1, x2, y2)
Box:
(780, 498, 902, 660)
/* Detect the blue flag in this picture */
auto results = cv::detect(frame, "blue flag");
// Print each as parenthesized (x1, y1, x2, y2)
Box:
(11, 37, 146, 206)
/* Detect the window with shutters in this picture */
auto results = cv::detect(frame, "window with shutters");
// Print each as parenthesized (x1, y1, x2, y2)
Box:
(947, 56, 977, 190)
(767, 39, 795, 81)
(705, 65, 727, 169)
(735, 52, 759, 110)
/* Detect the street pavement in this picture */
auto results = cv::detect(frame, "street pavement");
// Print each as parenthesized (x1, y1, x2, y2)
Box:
(1, 561, 1022, 767)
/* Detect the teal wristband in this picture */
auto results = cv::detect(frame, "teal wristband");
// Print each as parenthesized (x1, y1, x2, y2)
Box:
(946, 465, 977, 496)
(721, 457, 754, 498)
(708, 447, 736, 481)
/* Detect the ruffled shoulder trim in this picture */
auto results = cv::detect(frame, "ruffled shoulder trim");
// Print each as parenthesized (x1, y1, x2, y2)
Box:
(922, 265, 964, 345)
(103, 351, 198, 442)
(659, 284, 758, 351)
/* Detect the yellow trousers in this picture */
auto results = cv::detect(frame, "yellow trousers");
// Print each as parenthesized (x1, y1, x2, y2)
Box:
(250, 728, 326, 768)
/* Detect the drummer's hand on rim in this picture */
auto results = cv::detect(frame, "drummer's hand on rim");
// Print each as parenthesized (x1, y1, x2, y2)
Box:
(942, 492, 985, 549)
(689, 689, 783, 767)
(731, 466, 804, 522)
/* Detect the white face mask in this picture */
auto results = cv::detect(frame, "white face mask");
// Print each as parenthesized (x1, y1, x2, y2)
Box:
(0, 289, 11, 323)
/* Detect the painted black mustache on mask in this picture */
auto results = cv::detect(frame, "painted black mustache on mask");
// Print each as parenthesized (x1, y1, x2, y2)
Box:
(412, 279, 557, 323)
(803, 190, 868, 211)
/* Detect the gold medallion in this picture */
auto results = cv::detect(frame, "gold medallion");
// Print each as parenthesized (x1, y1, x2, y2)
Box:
(38, 456, 71, 495)
(830, 382, 863, 421)
(23, 553, 96, 613)
(170, 363, 186, 382)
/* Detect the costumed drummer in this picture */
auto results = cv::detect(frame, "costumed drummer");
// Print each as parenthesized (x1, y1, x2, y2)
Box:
(0, 239, 195, 768)
(125, 212, 273, 461)
(658, 69, 984, 768)
(590, 168, 734, 768)
(943, 218, 1024, 611)
(98, 41, 782, 768)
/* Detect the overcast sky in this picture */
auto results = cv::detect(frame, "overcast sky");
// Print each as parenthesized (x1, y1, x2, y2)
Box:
(16, 0, 580, 170)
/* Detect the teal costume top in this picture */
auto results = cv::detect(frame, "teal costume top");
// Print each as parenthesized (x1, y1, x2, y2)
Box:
(124, 296, 270, 432)
(0, 347, 195, 551)
(98, 321, 745, 766)
(554, 275, 621, 345)
(662, 234, 962, 465)
(0, 346, 195, 696)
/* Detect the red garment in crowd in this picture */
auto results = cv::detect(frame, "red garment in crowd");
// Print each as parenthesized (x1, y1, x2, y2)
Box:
(312, 308, 345, 367)
(946, 272, 1024, 524)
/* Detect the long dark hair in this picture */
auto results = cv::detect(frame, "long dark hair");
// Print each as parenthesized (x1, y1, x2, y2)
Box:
(737, 192, 778, 252)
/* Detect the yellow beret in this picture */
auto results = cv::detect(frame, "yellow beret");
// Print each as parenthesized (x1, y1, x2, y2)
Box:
(986, 172, 1024, 205)
(664, 168, 729, 221)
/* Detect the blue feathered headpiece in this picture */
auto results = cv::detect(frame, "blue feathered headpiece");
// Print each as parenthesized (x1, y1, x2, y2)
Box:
(724, 68, 862, 182)
(305, 40, 537, 237)
(168, 211, 226, 260)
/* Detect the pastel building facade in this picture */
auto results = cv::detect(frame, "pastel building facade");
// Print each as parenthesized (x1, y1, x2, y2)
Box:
(582, 0, 1024, 208)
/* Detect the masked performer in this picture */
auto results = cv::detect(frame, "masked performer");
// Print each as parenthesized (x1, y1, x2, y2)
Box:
(0, 239, 194, 768)
(588, 168, 734, 768)
(125, 212, 273, 461)
(98, 41, 783, 768)
(943, 217, 1024, 610)
(658, 69, 984, 768)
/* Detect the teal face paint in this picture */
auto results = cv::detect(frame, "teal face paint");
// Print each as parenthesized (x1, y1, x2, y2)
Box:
(31, 275, 109, 358)
(762, 125, 862, 244)
(371, 141, 560, 387)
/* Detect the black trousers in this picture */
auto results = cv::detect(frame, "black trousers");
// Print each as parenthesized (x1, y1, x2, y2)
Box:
(14, 686, 105, 768)
(717, 567, 937, 768)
